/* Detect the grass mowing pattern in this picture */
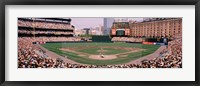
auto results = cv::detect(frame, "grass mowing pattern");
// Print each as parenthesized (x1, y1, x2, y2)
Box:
(41, 42, 160, 65)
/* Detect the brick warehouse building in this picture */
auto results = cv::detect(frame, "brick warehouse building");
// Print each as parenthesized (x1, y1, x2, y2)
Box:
(111, 18, 182, 39)
(129, 18, 182, 38)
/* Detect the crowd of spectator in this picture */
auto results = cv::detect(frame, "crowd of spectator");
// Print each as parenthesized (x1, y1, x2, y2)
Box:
(18, 37, 68, 68)
(18, 29, 74, 35)
(18, 29, 32, 34)
(18, 20, 74, 30)
(33, 37, 81, 42)
(18, 33, 182, 68)
(112, 37, 143, 42)
(18, 37, 52, 68)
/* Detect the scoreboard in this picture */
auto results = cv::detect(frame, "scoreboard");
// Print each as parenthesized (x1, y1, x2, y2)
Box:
(111, 28, 130, 36)
(111, 22, 130, 36)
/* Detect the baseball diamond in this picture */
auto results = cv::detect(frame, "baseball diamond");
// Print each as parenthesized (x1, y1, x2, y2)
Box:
(41, 42, 160, 65)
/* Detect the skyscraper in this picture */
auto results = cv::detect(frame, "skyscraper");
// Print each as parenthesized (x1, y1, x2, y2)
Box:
(103, 18, 114, 35)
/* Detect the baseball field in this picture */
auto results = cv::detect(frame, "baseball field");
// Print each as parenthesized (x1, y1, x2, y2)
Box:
(41, 42, 160, 65)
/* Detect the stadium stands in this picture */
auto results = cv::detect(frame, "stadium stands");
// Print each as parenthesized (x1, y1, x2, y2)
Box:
(18, 18, 74, 30)
(18, 18, 182, 68)
(111, 37, 143, 42)
(18, 34, 182, 68)
(18, 18, 81, 68)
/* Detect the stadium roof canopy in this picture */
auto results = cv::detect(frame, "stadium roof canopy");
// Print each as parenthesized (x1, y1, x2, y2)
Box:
(39, 18, 71, 22)
(18, 18, 72, 24)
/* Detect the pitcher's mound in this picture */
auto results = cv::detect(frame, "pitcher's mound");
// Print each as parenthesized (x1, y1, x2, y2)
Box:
(89, 55, 117, 60)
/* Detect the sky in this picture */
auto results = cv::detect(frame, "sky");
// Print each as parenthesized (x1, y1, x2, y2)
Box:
(70, 18, 144, 29)
(71, 18, 103, 29)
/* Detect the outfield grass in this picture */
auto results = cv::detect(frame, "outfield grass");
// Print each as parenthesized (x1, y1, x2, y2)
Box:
(41, 42, 160, 65)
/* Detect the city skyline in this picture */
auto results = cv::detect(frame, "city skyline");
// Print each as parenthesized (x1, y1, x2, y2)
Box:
(70, 18, 144, 30)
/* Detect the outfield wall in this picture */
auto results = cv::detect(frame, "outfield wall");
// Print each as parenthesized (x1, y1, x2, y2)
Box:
(92, 36, 111, 42)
